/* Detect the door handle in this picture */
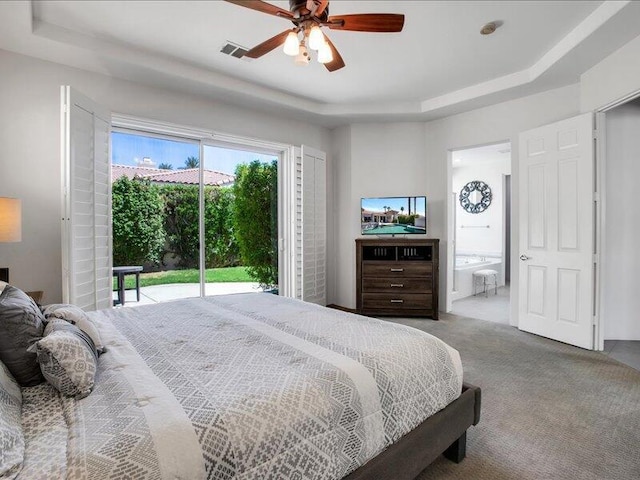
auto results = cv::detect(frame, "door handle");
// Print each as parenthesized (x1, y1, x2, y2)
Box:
(390, 299, 404, 304)
(519, 254, 531, 261)
(390, 268, 404, 272)
(390, 284, 404, 288)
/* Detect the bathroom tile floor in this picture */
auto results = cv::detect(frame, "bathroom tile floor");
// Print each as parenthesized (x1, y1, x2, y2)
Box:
(603, 340, 640, 372)
(451, 285, 510, 325)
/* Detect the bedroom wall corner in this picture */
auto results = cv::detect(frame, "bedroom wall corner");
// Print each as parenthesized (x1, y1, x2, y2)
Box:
(328, 124, 353, 308)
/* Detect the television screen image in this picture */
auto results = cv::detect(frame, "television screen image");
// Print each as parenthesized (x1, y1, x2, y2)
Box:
(361, 196, 427, 235)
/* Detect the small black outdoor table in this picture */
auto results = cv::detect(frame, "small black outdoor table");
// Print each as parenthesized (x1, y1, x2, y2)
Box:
(113, 266, 143, 306)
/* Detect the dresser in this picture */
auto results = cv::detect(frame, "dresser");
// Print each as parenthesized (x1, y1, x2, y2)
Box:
(356, 238, 439, 319)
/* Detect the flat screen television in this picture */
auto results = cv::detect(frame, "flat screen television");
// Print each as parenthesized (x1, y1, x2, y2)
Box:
(361, 196, 427, 235)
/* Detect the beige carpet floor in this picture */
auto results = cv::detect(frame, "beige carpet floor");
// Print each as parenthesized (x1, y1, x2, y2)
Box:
(388, 313, 640, 480)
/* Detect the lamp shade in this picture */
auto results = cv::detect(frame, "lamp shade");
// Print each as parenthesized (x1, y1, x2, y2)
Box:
(283, 31, 300, 56)
(0, 198, 22, 242)
(317, 41, 333, 64)
(308, 26, 324, 51)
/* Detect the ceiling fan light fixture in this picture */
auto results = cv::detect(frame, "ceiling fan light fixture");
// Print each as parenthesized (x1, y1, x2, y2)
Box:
(294, 44, 311, 65)
(308, 25, 324, 50)
(317, 41, 333, 64)
(283, 31, 300, 56)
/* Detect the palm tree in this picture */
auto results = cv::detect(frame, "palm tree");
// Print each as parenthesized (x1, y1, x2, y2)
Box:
(179, 156, 199, 169)
(158, 163, 173, 170)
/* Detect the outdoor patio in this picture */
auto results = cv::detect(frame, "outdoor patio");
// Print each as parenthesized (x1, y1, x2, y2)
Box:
(113, 281, 262, 307)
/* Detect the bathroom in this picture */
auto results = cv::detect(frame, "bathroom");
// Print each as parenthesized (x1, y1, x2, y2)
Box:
(450, 142, 511, 324)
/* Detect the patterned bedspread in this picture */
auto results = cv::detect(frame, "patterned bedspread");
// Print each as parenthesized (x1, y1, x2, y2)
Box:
(19, 294, 463, 480)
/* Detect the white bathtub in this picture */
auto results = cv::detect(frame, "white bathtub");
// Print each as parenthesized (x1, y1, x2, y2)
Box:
(452, 255, 503, 301)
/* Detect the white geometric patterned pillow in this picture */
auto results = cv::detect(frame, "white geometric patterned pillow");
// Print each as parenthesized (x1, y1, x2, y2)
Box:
(0, 359, 24, 479)
(31, 319, 98, 399)
(40, 304, 106, 355)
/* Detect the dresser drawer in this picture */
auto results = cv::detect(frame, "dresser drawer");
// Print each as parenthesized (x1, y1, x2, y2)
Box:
(362, 261, 432, 277)
(362, 277, 432, 293)
(362, 293, 432, 310)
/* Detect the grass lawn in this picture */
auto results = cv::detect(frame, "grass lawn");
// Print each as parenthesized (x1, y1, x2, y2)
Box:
(114, 266, 253, 290)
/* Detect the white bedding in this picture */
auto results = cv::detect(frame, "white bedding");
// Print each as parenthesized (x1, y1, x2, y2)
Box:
(18, 293, 462, 480)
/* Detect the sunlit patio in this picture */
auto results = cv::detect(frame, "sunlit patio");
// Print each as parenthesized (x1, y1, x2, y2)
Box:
(113, 282, 263, 307)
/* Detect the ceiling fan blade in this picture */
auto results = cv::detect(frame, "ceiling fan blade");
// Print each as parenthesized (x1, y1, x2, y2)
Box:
(224, 0, 294, 20)
(244, 29, 293, 59)
(315, 0, 329, 17)
(323, 35, 345, 72)
(326, 14, 405, 32)
(306, 0, 329, 16)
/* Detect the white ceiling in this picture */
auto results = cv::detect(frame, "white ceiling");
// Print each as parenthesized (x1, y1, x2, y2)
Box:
(452, 142, 511, 168)
(2, 1, 640, 126)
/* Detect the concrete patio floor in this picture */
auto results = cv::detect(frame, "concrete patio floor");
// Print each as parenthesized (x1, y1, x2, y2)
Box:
(113, 282, 262, 307)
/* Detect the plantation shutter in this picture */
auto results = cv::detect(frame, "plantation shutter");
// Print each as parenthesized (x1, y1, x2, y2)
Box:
(300, 146, 326, 305)
(61, 86, 112, 311)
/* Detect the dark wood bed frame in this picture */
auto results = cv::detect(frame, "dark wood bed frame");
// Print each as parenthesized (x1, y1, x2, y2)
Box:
(344, 382, 482, 480)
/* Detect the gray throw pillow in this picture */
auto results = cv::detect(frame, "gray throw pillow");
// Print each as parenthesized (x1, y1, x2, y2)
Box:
(0, 285, 45, 386)
(0, 359, 24, 480)
(41, 304, 106, 355)
(31, 319, 98, 399)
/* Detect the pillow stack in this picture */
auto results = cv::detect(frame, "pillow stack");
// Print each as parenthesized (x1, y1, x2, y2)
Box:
(0, 283, 105, 399)
(0, 359, 24, 480)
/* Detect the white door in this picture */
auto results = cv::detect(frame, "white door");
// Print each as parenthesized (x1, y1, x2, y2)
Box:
(61, 86, 112, 311)
(518, 113, 594, 349)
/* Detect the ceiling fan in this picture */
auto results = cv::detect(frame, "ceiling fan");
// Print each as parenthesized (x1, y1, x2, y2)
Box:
(224, 0, 405, 72)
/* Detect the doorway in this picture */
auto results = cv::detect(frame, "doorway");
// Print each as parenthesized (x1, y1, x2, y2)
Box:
(449, 142, 512, 325)
(599, 96, 640, 359)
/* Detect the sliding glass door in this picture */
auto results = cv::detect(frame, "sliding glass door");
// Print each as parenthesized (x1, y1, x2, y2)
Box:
(110, 130, 201, 305)
(202, 145, 279, 297)
(110, 129, 282, 306)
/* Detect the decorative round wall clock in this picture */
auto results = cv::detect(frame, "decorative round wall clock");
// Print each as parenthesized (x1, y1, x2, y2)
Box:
(459, 180, 492, 214)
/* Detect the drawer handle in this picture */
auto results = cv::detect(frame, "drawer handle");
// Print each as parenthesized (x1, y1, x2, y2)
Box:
(390, 284, 404, 288)
(390, 299, 404, 304)
(390, 268, 404, 272)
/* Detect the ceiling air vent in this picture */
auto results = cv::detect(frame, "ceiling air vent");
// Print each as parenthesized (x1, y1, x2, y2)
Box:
(220, 41, 251, 60)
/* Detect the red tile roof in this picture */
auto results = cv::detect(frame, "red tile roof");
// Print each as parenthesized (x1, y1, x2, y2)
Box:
(112, 165, 234, 187)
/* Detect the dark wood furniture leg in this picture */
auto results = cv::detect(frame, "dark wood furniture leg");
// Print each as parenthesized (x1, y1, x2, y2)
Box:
(443, 431, 467, 463)
(118, 272, 125, 306)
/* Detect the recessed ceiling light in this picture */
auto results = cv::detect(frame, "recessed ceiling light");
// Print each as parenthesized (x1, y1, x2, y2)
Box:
(480, 22, 498, 35)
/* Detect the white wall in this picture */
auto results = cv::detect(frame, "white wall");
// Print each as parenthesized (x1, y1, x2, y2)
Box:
(581, 33, 640, 112)
(0, 49, 331, 304)
(453, 158, 511, 257)
(602, 99, 640, 340)
(330, 123, 428, 308)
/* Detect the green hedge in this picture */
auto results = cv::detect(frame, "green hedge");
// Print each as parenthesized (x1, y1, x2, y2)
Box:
(112, 163, 277, 286)
(233, 160, 278, 288)
(112, 177, 165, 266)
(162, 185, 239, 269)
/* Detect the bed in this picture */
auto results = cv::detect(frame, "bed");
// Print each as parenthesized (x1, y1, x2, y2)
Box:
(1, 289, 481, 480)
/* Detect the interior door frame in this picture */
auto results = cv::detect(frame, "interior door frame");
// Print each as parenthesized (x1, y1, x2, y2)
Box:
(593, 87, 640, 351)
(445, 140, 513, 316)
